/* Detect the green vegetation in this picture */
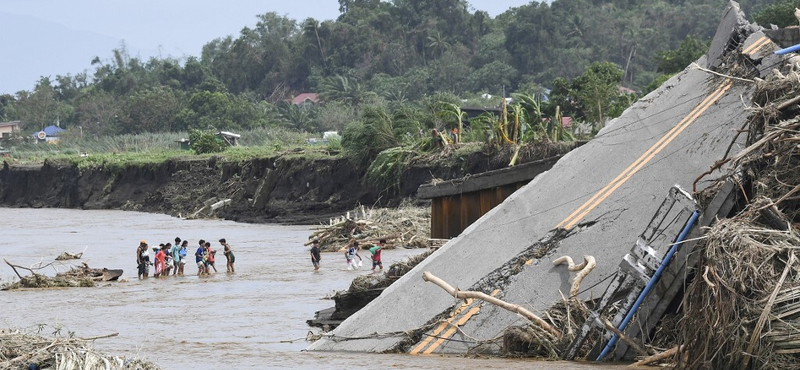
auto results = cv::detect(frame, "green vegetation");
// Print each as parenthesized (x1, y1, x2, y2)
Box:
(188, 130, 227, 154)
(0, 0, 786, 181)
(753, 0, 800, 28)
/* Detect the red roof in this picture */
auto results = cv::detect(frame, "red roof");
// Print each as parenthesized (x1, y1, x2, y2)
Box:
(292, 93, 320, 105)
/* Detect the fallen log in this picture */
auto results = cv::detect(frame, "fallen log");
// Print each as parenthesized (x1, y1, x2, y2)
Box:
(422, 271, 561, 337)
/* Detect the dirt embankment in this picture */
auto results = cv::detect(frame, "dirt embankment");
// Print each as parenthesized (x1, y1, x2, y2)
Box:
(0, 144, 576, 224)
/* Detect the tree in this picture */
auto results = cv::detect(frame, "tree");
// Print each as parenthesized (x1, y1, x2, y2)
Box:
(549, 62, 630, 130)
(175, 90, 266, 132)
(118, 87, 182, 134)
(572, 62, 626, 128)
(73, 91, 120, 136)
(189, 129, 227, 154)
(319, 75, 375, 107)
(274, 101, 316, 132)
(656, 35, 708, 74)
(342, 106, 399, 167)
(13, 77, 73, 132)
(753, 0, 800, 28)
(0, 94, 16, 122)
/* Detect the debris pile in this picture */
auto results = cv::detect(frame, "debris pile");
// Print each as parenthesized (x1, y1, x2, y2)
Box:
(497, 37, 800, 368)
(674, 59, 800, 370)
(0, 329, 160, 370)
(54, 247, 86, 261)
(2, 261, 123, 291)
(348, 250, 434, 292)
(307, 203, 437, 252)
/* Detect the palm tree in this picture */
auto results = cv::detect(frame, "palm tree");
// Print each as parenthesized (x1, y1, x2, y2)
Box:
(427, 31, 451, 58)
(319, 75, 372, 107)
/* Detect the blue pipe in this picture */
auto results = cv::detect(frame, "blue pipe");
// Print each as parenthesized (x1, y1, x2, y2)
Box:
(595, 210, 701, 361)
(775, 43, 800, 55)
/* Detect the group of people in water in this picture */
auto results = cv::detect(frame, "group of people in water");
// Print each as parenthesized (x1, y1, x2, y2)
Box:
(136, 235, 384, 277)
(136, 237, 235, 278)
(310, 238, 384, 272)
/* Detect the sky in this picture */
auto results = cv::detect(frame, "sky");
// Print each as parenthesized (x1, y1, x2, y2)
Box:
(0, 0, 551, 95)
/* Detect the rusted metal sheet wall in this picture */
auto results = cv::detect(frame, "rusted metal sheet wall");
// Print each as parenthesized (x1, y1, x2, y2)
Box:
(430, 181, 526, 239)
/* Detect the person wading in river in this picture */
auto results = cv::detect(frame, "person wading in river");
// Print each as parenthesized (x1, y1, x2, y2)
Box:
(205, 241, 217, 273)
(369, 239, 385, 273)
(154, 245, 167, 277)
(178, 240, 188, 275)
(195, 240, 207, 276)
(170, 239, 181, 276)
(136, 240, 150, 279)
(345, 241, 362, 270)
(310, 239, 321, 271)
(220, 238, 235, 273)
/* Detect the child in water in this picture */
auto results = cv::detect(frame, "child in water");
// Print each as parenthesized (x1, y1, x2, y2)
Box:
(345, 241, 362, 270)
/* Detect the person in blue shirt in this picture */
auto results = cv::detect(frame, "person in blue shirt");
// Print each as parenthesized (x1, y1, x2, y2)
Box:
(195, 239, 207, 276)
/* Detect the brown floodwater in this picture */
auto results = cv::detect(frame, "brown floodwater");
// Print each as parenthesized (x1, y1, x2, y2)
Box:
(0, 208, 642, 369)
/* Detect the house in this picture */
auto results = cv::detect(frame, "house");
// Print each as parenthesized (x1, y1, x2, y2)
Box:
(33, 125, 65, 143)
(292, 93, 320, 109)
(0, 121, 20, 138)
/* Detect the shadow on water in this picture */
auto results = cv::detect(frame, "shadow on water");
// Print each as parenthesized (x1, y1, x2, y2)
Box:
(0, 208, 639, 370)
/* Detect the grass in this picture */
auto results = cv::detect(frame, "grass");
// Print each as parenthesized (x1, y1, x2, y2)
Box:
(2, 127, 333, 168)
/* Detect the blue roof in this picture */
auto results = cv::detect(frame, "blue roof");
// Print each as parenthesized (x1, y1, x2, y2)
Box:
(32, 125, 65, 138)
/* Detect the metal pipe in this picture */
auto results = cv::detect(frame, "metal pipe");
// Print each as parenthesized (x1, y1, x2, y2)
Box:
(595, 210, 701, 361)
(775, 43, 800, 55)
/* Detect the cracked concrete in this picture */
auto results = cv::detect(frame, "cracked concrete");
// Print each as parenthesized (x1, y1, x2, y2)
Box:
(309, 1, 771, 355)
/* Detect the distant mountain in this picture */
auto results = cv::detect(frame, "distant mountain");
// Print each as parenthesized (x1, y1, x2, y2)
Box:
(0, 11, 122, 94)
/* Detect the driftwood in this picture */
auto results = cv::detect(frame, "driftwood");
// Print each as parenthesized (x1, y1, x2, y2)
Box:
(422, 271, 561, 337)
(552, 255, 597, 297)
(629, 345, 681, 367)
(308, 204, 433, 251)
(0, 330, 158, 370)
(2, 260, 123, 290)
(55, 247, 88, 261)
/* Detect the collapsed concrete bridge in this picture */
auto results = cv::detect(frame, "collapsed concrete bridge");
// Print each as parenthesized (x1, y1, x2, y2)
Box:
(309, 1, 790, 359)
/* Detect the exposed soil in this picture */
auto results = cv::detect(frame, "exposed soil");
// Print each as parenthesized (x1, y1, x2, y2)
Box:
(0, 143, 578, 224)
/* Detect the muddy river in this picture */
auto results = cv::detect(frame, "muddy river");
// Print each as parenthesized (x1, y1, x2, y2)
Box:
(0, 208, 640, 369)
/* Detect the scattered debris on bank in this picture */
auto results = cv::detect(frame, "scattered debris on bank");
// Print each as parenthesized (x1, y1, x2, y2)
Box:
(186, 197, 232, 219)
(0, 329, 160, 370)
(2, 259, 123, 291)
(307, 203, 443, 252)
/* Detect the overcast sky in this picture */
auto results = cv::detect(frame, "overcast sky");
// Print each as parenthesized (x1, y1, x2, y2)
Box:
(0, 0, 548, 95)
